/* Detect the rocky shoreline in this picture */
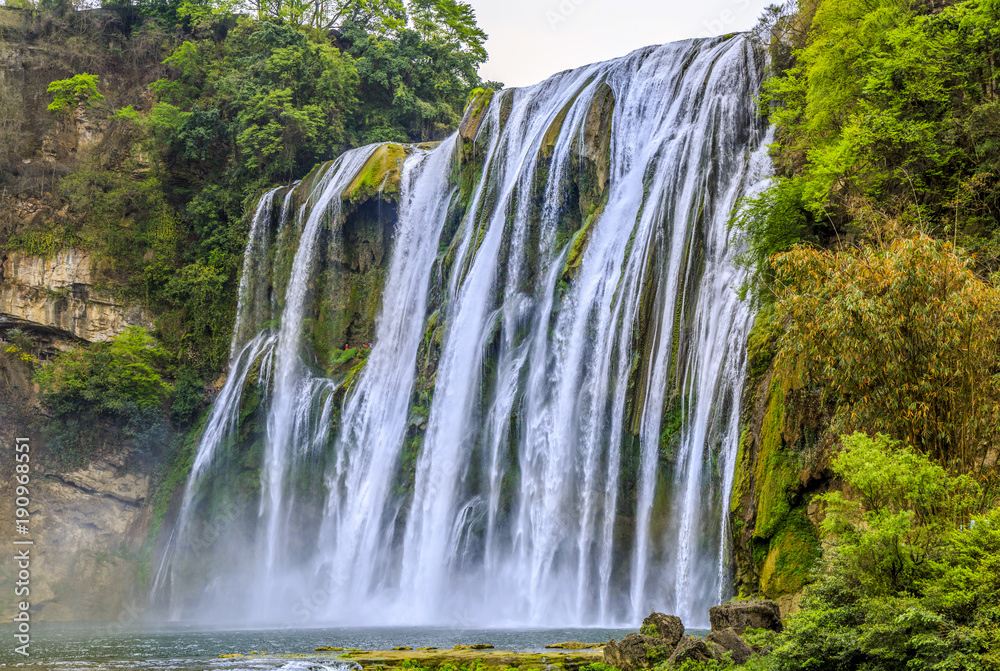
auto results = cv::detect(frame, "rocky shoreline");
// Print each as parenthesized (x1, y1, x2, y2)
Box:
(211, 601, 783, 670)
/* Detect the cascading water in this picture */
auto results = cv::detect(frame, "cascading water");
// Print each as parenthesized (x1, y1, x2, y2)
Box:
(153, 34, 772, 629)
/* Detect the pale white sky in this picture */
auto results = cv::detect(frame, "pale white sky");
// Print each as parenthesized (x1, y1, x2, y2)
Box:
(472, 0, 775, 87)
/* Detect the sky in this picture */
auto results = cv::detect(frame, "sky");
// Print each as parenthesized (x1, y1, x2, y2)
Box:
(471, 0, 775, 88)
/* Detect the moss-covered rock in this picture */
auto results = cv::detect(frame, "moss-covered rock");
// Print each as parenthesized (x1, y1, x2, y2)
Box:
(334, 646, 603, 671)
(460, 88, 495, 142)
(759, 509, 820, 598)
(604, 633, 673, 671)
(729, 310, 829, 608)
(343, 143, 409, 204)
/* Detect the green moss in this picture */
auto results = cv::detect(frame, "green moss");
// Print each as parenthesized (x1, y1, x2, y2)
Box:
(561, 209, 599, 280)
(753, 380, 798, 539)
(746, 305, 780, 380)
(658, 396, 684, 461)
(464, 88, 494, 126)
(759, 507, 820, 597)
(730, 428, 752, 515)
(343, 144, 408, 204)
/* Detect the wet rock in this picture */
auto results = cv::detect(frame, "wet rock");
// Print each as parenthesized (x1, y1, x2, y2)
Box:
(640, 612, 685, 647)
(459, 88, 494, 142)
(704, 628, 753, 665)
(665, 636, 713, 666)
(453, 644, 494, 650)
(603, 633, 673, 671)
(544, 641, 603, 649)
(710, 600, 783, 635)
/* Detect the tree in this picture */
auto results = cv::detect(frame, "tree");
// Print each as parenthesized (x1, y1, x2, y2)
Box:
(35, 326, 173, 417)
(763, 432, 997, 671)
(47, 74, 104, 116)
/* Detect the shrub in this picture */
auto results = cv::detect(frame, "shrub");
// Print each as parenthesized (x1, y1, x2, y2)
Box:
(763, 433, 1000, 671)
(47, 73, 104, 116)
(35, 326, 172, 417)
(771, 236, 1000, 477)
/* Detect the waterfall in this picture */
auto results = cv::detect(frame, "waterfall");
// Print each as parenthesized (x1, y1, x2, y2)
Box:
(153, 34, 772, 629)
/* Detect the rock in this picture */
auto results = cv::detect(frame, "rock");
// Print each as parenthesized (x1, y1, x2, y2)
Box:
(453, 644, 493, 650)
(459, 88, 494, 142)
(0, 249, 152, 344)
(342, 143, 408, 204)
(545, 641, 603, 649)
(704, 628, 753, 665)
(603, 633, 673, 671)
(640, 612, 685, 647)
(709, 600, 783, 635)
(0, 449, 151, 622)
(665, 636, 713, 666)
(707, 642, 727, 659)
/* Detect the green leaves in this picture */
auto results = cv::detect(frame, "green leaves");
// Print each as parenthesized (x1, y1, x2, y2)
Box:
(761, 434, 1000, 671)
(820, 433, 980, 597)
(757, 0, 1000, 251)
(409, 0, 487, 62)
(46, 73, 104, 116)
(771, 237, 1000, 474)
(35, 326, 173, 417)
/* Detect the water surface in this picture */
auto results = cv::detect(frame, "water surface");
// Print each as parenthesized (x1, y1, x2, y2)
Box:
(0, 624, 640, 671)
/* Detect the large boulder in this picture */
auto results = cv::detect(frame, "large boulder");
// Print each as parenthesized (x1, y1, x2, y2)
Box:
(639, 612, 685, 648)
(603, 633, 674, 671)
(709, 600, 783, 635)
(704, 628, 754, 665)
(665, 636, 713, 666)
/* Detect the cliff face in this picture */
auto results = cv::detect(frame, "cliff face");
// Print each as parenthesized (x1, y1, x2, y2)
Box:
(727, 311, 830, 616)
(0, 449, 150, 621)
(1, 248, 152, 346)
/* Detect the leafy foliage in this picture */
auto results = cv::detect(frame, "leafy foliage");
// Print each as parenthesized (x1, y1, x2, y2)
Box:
(35, 326, 172, 417)
(33, 327, 176, 465)
(47, 73, 104, 116)
(740, 0, 1000, 297)
(771, 236, 1000, 477)
(760, 433, 1000, 671)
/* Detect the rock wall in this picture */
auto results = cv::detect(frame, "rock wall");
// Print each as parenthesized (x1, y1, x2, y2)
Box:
(0, 422, 151, 621)
(0, 248, 151, 345)
(727, 311, 830, 616)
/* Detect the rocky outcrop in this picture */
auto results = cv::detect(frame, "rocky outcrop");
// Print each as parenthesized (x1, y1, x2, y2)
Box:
(639, 612, 684, 647)
(604, 611, 688, 670)
(604, 633, 674, 671)
(0, 446, 151, 621)
(605, 609, 773, 668)
(709, 600, 783, 635)
(704, 628, 754, 665)
(665, 636, 713, 666)
(728, 311, 827, 613)
(0, 248, 151, 345)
